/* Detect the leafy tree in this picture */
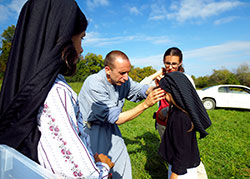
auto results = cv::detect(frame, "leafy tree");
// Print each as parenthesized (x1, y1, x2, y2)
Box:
(0, 25, 15, 79)
(129, 66, 156, 82)
(235, 63, 250, 87)
(195, 76, 209, 89)
(208, 68, 239, 86)
(65, 53, 104, 82)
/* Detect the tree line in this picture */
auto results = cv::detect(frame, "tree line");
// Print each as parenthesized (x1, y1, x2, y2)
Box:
(1, 25, 250, 88)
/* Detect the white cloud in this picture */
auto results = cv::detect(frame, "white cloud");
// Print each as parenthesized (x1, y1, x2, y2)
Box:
(0, 5, 12, 22)
(214, 16, 238, 25)
(150, 0, 244, 22)
(183, 41, 250, 76)
(86, 0, 109, 9)
(131, 54, 163, 68)
(8, 0, 27, 14)
(131, 41, 250, 76)
(149, 3, 167, 20)
(85, 32, 172, 46)
(129, 7, 141, 15)
(184, 41, 250, 60)
(0, 0, 27, 23)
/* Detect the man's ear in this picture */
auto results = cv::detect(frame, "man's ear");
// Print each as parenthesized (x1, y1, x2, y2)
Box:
(105, 66, 111, 75)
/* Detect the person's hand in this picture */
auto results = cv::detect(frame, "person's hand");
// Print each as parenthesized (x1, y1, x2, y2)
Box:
(94, 153, 114, 169)
(170, 172, 178, 179)
(154, 68, 165, 86)
(144, 88, 165, 108)
(149, 69, 163, 81)
(146, 86, 154, 95)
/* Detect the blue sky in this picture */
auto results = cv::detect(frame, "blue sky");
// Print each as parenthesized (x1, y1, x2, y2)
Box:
(0, 0, 250, 77)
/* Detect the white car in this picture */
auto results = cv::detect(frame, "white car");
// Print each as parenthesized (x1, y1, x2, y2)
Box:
(196, 84, 250, 110)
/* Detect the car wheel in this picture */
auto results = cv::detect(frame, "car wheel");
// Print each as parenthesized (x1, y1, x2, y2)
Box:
(202, 98, 215, 110)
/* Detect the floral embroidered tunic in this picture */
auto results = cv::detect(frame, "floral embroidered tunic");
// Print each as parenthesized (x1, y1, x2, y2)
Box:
(37, 74, 110, 178)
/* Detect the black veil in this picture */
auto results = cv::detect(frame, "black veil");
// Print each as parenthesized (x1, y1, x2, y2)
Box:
(0, 0, 87, 162)
(159, 72, 212, 138)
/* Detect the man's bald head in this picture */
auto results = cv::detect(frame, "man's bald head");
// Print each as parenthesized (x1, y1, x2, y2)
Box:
(104, 50, 130, 69)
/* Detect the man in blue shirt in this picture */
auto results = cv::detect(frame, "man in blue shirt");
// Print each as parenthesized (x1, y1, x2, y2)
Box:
(78, 50, 165, 179)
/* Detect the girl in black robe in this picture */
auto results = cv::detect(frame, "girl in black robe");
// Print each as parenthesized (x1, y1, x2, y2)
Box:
(158, 71, 211, 179)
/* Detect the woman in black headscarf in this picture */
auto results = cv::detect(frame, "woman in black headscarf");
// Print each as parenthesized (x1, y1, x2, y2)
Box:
(158, 71, 211, 179)
(0, 0, 113, 178)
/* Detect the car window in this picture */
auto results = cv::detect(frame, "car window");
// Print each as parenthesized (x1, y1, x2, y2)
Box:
(202, 87, 211, 91)
(228, 87, 250, 94)
(241, 87, 250, 94)
(218, 87, 228, 93)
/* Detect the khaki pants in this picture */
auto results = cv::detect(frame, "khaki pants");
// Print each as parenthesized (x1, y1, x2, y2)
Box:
(197, 162, 208, 179)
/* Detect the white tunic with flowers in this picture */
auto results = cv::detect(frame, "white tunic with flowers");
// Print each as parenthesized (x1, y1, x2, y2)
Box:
(37, 74, 110, 178)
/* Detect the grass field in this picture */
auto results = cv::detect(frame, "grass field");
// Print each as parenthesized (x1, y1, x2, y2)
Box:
(121, 101, 250, 179)
(0, 81, 249, 178)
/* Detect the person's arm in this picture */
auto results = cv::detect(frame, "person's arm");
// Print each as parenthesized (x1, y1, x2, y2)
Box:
(170, 172, 178, 179)
(140, 69, 164, 85)
(116, 88, 165, 125)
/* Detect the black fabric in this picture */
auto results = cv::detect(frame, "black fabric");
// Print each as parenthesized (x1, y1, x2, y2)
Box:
(0, 0, 86, 163)
(158, 106, 200, 175)
(159, 71, 211, 138)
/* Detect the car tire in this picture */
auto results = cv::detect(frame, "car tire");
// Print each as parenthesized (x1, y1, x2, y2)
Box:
(202, 98, 215, 110)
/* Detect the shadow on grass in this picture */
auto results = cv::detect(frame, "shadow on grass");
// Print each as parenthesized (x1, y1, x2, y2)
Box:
(123, 132, 168, 179)
(214, 107, 250, 112)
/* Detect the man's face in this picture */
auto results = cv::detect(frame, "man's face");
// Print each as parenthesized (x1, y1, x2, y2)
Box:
(105, 58, 131, 86)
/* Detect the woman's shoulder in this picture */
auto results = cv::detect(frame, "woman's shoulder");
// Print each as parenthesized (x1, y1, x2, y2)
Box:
(50, 74, 76, 97)
(183, 73, 196, 88)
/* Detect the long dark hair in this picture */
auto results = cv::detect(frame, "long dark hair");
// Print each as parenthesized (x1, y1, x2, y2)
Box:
(163, 47, 184, 72)
(167, 93, 194, 132)
(60, 9, 88, 76)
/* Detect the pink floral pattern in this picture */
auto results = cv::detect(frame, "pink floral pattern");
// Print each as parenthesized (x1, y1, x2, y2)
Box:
(37, 76, 110, 178)
(42, 102, 83, 177)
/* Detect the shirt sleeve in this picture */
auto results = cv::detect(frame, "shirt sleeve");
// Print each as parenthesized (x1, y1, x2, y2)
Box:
(37, 83, 110, 178)
(127, 77, 149, 102)
(140, 76, 156, 87)
(184, 73, 196, 88)
(170, 112, 193, 175)
(81, 77, 122, 124)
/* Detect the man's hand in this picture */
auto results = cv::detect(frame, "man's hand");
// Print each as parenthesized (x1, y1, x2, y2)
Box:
(116, 87, 165, 125)
(146, 86, 154, 95)
(170, 172, 178, 179)
(94, 153, 114, 169)
(144, 88, 165, 108)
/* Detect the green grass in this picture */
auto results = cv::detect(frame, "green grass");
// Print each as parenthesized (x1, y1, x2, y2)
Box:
(0, 81, 80, 94)
(120, 101, 250, 179)
(0, 81, 249, 178)
(68, 82, 83, 94)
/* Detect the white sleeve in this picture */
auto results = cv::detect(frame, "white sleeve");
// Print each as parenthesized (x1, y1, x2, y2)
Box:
(140, 76, 156, 86)
(184, 73, 196, 88)
(37, 83, 110, 178)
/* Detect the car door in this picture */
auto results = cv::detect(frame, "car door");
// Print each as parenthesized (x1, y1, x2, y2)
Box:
(227, 86, 250, 109)
(216, 86, 230, 107)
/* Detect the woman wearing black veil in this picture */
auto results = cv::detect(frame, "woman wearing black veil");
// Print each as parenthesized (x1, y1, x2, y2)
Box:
(0, 0, 113, 178)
